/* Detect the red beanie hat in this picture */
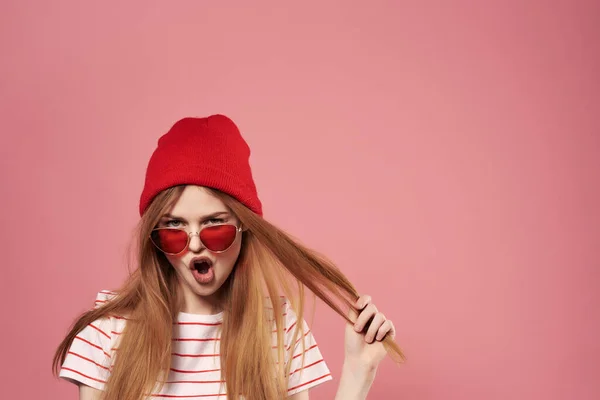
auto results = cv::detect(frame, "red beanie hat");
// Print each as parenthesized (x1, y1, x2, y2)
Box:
(139, 114, 262, 216)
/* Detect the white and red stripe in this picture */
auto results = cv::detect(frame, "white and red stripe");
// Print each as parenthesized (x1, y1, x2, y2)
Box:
(60, 291, 332, 398)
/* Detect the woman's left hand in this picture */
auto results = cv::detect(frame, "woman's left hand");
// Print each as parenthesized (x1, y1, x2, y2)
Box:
(344, 294, 395, 373)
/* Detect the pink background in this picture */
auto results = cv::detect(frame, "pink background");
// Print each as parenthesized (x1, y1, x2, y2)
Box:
(1, 1, 599, 399)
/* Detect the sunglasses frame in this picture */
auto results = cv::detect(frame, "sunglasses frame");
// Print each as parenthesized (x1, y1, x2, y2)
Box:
(150, 223, 242, 255)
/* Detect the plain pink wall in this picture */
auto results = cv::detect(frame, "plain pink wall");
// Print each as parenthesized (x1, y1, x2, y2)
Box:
(1, 1, 599, 399)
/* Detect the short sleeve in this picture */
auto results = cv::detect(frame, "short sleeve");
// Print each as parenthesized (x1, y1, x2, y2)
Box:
(59, 291, 117, 390)
(283, 301, 333, 396)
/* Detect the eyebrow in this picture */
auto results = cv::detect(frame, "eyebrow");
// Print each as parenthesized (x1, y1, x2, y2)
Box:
(161, 211, 230, 222)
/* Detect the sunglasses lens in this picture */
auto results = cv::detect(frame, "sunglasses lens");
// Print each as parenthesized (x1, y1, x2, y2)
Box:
(151, 229, 188, 254)
(200, 224, 238, 252)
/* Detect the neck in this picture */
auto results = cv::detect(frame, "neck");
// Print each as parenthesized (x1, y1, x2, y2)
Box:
(178, 282, 224, 315)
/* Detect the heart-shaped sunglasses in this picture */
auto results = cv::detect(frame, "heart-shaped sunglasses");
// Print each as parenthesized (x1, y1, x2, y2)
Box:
(150, 224, 242, 255)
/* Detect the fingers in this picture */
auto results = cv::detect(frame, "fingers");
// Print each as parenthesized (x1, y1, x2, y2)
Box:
(365, 312, 386, 343)
(352, 294, 396, 343)
(355, 294, 372, 310)
(348, 294, 372, 324)
(376, 319, 395, 341)
(354, 303, 378, 332)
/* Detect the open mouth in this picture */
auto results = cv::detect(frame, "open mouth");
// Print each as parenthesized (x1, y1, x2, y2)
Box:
(192, 258, 213, 274)
(189, 257, 215, 284)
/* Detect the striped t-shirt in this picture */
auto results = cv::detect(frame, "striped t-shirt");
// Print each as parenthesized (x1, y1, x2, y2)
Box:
(59, 290, 332, 398)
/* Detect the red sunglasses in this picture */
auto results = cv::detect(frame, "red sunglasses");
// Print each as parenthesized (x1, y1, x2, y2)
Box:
(150, 224, 242, 255)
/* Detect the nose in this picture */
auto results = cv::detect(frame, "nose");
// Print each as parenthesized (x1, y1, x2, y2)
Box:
(187, 232, 204, 253)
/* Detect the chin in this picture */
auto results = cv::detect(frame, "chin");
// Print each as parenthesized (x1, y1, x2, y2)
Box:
(188, 279, 225, 296)
(190, 286, 219, 297)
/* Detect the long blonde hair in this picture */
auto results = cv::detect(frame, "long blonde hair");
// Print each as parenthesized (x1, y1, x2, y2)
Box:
(53, 185, 405, 399)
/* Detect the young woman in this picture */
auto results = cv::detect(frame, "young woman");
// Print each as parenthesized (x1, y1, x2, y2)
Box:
(53, 114, 405, 399)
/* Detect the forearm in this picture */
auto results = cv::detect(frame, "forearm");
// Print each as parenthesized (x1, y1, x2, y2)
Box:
(334, 362, 377, 400)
